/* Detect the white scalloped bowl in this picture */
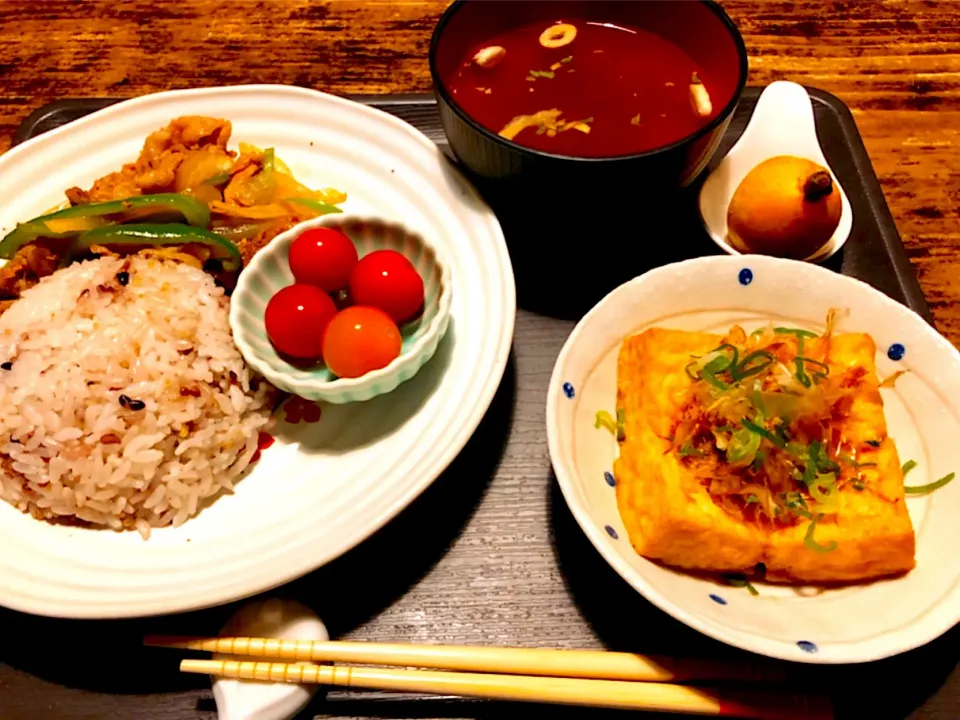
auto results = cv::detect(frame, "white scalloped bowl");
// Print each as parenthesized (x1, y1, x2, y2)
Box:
(547, 255, 960, 664)
(231, 214, 452, 404)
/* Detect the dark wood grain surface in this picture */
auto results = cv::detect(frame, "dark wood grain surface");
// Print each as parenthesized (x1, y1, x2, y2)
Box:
(0, 2, 957, 719)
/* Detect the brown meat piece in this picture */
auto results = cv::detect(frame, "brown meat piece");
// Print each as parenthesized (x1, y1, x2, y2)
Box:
(142, 116, 231, 159)
(0, 244, 60, 306)
(236, 217, 303, 266)
(66, 170, 142, 205)
(65, 116, 234, 204)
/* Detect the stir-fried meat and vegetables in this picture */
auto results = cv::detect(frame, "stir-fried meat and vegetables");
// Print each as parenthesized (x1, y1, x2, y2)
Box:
(0, 116, 346, 308)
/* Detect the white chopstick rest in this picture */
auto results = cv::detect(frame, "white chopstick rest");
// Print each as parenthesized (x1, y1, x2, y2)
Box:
(211, 599, 328, 720)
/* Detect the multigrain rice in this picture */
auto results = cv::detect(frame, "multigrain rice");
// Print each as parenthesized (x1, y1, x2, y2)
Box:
(0, 256, 274, 538)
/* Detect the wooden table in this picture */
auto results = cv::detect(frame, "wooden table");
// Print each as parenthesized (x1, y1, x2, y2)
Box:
(0, 2, 957, 719)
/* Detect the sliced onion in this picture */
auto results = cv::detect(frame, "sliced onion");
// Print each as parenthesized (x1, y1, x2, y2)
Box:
(211, 222, 269, 241)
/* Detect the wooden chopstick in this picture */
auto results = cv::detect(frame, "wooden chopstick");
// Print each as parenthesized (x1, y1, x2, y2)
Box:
(179, 658, 832, 720)
(145, 635, 786, 684)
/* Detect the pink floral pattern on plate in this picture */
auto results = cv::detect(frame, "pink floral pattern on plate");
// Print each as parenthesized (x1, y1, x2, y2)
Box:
(280, 395, 323, 425)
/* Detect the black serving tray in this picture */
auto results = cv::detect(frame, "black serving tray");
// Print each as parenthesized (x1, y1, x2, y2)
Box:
(4, 90, 954, 720)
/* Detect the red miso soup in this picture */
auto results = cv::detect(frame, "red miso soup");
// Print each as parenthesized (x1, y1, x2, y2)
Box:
(446, 18, 720, 158)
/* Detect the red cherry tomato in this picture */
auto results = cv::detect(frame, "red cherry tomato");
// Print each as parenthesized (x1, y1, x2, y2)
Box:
(349, 250, 425, 324)
(288, 227, 358, 292)
(322, 306, 402, 378)
(265, 284, 337, 359)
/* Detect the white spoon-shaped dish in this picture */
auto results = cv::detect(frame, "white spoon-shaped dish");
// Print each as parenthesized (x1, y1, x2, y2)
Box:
(699, 81, 853, 262)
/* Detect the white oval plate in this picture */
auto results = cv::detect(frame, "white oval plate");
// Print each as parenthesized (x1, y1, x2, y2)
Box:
(0, 85, 515, 618)
(547, 256, 960, 663)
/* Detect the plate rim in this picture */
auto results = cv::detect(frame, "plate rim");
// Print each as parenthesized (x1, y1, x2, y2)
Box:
(546, 254, 960, 664)
(0, 84, 517, 618)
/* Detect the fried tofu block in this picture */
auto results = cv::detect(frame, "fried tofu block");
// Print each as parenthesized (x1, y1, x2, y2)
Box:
(765, 334, 915, 582)
(613, 328, 916, 584)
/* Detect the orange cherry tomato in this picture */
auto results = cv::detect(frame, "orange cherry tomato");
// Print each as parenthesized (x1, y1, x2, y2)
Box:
(322, 306, 402, 378)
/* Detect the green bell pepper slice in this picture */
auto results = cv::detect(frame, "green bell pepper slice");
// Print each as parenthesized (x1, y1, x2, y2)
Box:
(68, 223, 242, 271)
(0, 194, 211, 260)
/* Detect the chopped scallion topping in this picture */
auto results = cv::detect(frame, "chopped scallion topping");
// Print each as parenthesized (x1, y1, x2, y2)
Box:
(774, 327, 818, 338)
(774, 424, 792, 449)
(723, 574, 760, 596)
(901, 459, 917, 476)
(741, 418, 786, 448)
(793, 356, 812, 387)
(751, 389, 767, 416)
(696, 346, 738, 389)
(837, 454, 878, 469)
(679, 443, 704, 458)
(811, 442, 838, 472)
(732, 350, 774, 381)
(784, 492, 811, 517)
(904, 472, 955, 495)
(594, 410, 616, 435)
(804, 513, 838, 553)
(808, 474, 839, 511)
(711, 343, 740, 368)
(795, 356, 830, 386)
(700, 365, 730, 390)
(616, 408, 626, 442)
(727, 426, 761, 464)
(798, 357, 830, 373)
(769, 327, 821, 356)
